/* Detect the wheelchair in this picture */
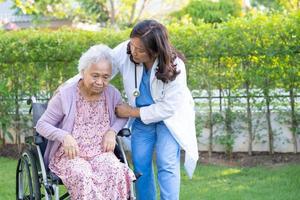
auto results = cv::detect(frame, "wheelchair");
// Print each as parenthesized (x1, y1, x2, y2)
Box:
(16, 100, 136, 200)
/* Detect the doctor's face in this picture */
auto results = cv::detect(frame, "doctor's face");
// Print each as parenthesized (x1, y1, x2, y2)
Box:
(82, 59, 112, 95)
(130, 37, 153, 65)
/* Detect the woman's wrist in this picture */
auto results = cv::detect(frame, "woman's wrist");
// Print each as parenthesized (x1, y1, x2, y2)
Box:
(108, 128, 117, 136)
(130, 107, 140, 118)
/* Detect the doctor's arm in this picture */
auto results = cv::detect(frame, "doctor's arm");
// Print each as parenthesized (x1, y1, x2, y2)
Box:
(140, 81, 185, 124)
(116, 74, 186, 124)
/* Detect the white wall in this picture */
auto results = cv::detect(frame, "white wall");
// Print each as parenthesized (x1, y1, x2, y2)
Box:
(197, 113, 300, 152)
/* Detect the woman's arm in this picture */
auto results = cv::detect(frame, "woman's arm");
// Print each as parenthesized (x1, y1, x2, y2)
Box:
(140, 78, 186, 124)
(109, 88, 129, 133)
(35, 92, 69, 143)
(116, 79, 185, 123)
(103, 86, 128, 152)
(116, 59, 188, 124)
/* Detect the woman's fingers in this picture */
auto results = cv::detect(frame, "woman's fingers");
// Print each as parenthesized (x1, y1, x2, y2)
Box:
(103, 141, 115, 152)
(115, 103, 131, 118)
(63, 134, 79, 159)
(103, 130, 116, 152)
(64, 146, 75, 159)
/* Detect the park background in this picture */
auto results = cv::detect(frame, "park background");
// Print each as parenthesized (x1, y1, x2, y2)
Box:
(0, 0, 300, 199)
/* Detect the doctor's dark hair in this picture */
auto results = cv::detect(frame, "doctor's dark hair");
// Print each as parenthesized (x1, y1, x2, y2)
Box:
(127, 19, 185, 83)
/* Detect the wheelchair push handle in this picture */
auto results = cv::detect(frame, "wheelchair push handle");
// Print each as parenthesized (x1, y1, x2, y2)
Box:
(117, 128, 131, 137)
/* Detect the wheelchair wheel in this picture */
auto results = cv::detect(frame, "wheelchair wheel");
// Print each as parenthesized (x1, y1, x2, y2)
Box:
(16, 149, 41, 200)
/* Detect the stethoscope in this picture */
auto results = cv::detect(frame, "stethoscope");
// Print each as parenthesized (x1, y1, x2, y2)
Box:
(132, 63, 166, 100)
(132, 64, 140, 97)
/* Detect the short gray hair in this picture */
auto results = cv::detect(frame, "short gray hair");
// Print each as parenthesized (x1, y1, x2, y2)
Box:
(78, 44, 113, 74)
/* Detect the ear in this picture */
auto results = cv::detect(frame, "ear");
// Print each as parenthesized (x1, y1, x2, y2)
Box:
(80, 69, 85, 77)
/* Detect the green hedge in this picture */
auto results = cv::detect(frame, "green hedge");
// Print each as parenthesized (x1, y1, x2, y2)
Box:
(1, 12, 299, 93)
(0, 28, 129, 94)
(0, 12, 299, 153)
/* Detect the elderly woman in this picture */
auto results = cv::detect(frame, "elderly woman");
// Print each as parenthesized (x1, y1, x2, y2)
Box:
(36, 44, 135, 200)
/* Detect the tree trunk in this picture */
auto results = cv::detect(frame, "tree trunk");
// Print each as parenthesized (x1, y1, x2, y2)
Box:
(225, 89, 233, 159)
(108, 0, 116, 26)
(133, 0, 149, 25)
(0, 123, 5, 146)
(12, 67, 22, 152)
(219, 88, 222, 112)
(15, 92, 21, 152)
(217, 59, 222, 112)
(245, 81, 253, 155)
(264, 87, 274, 154)
(128, 2, 137, 26)
(289, 88, 298, 153)
(207, 88, 213, 160)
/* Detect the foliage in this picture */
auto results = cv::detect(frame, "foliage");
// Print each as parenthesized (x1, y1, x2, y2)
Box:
(168, 11, 300, 153)
(0, 80, 13, 144)
(253, 0, 300, 12)
(76, 0, 109, 23)
(13, 0, 76, 18)
(0, 28, 129, 95)
(11, 0, 153, 27)
(170, 0, 242, 24)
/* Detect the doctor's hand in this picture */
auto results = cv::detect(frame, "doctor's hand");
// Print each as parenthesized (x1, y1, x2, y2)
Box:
(115, 103, 140, 118)
(63, 134, 79, 159)
(102, 129, 116, 152)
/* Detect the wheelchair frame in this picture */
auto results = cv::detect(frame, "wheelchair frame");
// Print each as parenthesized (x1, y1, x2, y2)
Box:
(16, 101, 136, 200)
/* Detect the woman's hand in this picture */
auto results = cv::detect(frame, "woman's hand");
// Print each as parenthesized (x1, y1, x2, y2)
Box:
(115, 103, 140, 118)
(102, 129, 116, 152)
(63, 134, 79, 159)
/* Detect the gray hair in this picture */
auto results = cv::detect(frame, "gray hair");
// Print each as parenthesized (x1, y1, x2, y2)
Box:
(78, 44, 113, 74)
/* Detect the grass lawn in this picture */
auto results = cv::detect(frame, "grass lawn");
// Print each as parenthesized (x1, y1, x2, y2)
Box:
(181, 164, 300, 200)
(1, 156, 300, 200)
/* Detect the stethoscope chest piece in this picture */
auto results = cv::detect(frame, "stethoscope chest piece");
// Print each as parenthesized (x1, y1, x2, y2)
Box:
(133, 89, 140, 97)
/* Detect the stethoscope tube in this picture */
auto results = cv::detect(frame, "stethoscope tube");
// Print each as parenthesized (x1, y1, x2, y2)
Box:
(133, 64, 140, 97)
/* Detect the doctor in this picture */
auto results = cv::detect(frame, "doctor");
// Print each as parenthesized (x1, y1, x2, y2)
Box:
(114, 20, 198, 200)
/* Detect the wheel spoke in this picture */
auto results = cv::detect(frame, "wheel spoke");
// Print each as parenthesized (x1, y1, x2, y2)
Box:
(22, 161, 31, 196)
(17, 149, 42, 200)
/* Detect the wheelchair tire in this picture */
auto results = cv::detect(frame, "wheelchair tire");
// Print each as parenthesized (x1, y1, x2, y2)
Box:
(16, 149, 41, 200)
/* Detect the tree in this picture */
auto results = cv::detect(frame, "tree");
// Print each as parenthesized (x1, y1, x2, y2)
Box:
(11, 0, 152, 27)
(252, 0, 300, 12)
(170, 0, 242, 24)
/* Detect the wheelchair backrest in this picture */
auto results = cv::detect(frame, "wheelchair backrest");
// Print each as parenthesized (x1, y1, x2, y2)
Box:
(32, 102, 48, 156)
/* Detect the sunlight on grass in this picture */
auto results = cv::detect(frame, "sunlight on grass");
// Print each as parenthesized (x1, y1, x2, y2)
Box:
(220, 168, 241, 176)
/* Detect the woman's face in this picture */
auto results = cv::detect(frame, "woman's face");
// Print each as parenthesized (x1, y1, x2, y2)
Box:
(130, 37, 153, 65)
(82, 60, 112, 95)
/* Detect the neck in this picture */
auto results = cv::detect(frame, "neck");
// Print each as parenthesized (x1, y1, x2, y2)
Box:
(143, 58, 156, 70)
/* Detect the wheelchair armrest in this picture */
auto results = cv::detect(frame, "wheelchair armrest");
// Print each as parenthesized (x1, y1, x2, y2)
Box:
(34, 134, 44, 145)
(117, 128, 131, 137)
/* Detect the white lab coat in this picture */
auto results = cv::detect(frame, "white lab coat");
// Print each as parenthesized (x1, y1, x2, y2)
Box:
(112, 41, 199, 178)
